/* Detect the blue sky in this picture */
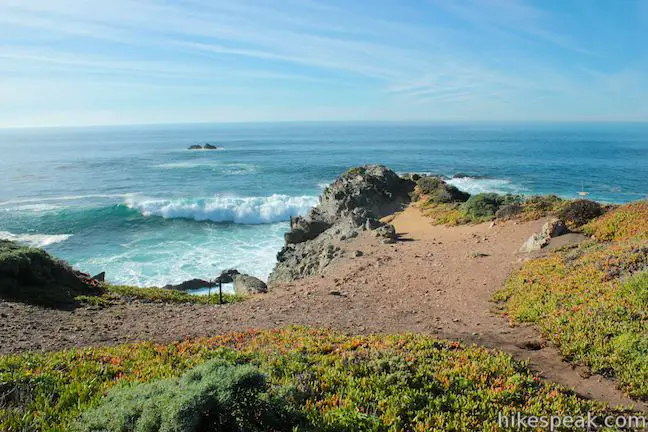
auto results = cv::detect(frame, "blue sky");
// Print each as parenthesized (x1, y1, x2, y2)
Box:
(1, 0, 647, 127)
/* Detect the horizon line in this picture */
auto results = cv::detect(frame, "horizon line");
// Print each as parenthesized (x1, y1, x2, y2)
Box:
(2, 118, 648, 131)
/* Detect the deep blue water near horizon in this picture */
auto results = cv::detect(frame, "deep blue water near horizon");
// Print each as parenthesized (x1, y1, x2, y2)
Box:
(1, 122, 646, 289)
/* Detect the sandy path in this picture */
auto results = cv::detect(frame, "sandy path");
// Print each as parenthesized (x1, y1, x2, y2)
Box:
(1, 206, 645, 411)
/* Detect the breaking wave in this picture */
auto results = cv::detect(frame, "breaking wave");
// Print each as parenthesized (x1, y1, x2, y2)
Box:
(125, 194, 318, 224)
(0, 231, 72, 247)
(446, 176, 524, 195)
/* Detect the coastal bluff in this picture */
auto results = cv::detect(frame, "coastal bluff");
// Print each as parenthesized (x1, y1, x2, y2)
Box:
(268, 165, 414, 284)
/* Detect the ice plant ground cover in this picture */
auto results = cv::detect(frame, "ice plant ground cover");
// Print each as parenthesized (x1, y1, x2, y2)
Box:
(0, 327, 629, 432)
(495, 202, 648, 400)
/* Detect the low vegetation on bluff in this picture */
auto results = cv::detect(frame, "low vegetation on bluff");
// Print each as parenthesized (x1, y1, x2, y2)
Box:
(0, 327, 619, 432)
(0, 239, 240, 308)
(414, 174, 610, 227)
(495, 202, 648, 399)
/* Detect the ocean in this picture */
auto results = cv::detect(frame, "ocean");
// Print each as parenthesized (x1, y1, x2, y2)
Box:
(1, 122, 646, 289)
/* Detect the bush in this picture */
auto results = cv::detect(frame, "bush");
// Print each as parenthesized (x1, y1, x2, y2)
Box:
(416, 176, 470, 203)
(461, 193, 520, 221)
(557, 199, 603, 229)
(73, 360, 305, 432)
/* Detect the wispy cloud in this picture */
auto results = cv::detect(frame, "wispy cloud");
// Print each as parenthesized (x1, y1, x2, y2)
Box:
(0, 0, 645, 126)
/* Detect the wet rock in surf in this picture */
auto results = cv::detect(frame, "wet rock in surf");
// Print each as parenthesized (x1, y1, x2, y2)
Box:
(269, 165, 414, 284)
(215, 269, 240, 284)
(188, 144, 203, 150)
(163, 278, 211, 291)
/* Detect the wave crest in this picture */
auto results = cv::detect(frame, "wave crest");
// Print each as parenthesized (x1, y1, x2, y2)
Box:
(0, 231, 72, 247)
(446, 177, 524, 195)
(125, 194, 318, 224)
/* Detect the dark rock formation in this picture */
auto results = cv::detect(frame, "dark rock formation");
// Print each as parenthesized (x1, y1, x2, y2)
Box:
(269, 165, 414, 284)
(163, 278, 211, 291)
(233, 274, 268, 295)
(203, 143, 220, 150)
(188, 144, 203, 150)
(0, 240, 101, 307)
(215, 269, 240, 284)
(452, 173, 487, 179)
(92, 272, 106, 282)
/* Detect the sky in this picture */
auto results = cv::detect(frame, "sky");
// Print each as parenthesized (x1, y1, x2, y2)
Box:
(1, 0, 647, 127)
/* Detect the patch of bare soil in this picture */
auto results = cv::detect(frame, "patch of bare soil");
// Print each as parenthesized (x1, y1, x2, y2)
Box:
(0, 205, 645, 411)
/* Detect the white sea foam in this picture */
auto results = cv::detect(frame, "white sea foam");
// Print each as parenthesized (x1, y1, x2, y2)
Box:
(317, 181, 333, 189)
(125, 194, 318, 224)
(10, 204, 62, 212)
(446, 177, 524, 195)
(0, 231, 72, 247)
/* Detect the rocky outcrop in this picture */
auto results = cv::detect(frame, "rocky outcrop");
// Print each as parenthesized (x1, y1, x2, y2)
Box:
(188, 144, 222, 150)
(541, 218, 569, 238)
(519, 218, 570, 253)
(233, 274, 268, 295)
(269, 165, 414, 284)
(163, 278, 211, 291)
(0, 240, 101, 307)
(519, 233, 550, 253)
(215, 269, 240, 284)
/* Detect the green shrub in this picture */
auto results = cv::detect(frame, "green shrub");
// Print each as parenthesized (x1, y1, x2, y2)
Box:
(557, 199, 603, 229)
(416, 177, 470, 203)
(461, 193, 520, 221)
(73, 360, 305, 432)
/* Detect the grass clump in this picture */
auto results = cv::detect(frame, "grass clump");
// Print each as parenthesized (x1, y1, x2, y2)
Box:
(73, 360, 305, 432)
(0, 327, 618, 431)
(103, 285, 242, 305)
(584, 201, 648, 241)
(494, 204, 648, 399)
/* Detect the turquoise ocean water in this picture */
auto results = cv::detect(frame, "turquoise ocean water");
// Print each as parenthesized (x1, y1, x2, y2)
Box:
(0, 122, 646, 289)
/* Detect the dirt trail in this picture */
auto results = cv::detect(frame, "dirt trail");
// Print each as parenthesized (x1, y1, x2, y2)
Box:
(1, 205, 645, 411)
